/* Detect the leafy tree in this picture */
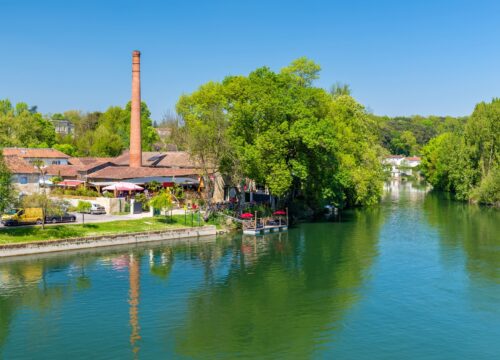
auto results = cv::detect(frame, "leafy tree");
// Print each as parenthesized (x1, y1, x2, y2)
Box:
(149, 190, 174, 222)
(53, 143, 77, 157)
(0, 99, 55, 147)
(390, 130, 419, 156)
(0, 153, 15, 213)
(420, 98, 499, 205)
(330, 82, 351, 97)
(75, 201, 92, 225)
(177, 58, 384, 210)
(22, 193, 60, 229)
(281, 57, 321, 86)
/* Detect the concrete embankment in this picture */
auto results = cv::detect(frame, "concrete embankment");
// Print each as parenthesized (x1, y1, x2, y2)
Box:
(0, 225, 217, 258)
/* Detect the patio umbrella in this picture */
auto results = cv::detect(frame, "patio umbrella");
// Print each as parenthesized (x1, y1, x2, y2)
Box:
(240, 213, 254, 219)
(102, 182, 144, 191)
(273, 210, 286, 215)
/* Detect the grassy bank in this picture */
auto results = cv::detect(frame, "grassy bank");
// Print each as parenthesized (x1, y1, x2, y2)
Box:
(0, 215, 211, 244)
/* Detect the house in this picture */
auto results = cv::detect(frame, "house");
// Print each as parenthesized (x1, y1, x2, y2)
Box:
(382, 155, 405, 167)
(2, 148, 70, 166)
(3, 156, 40, 194)
(51, 119, 75, 136)
(402, 156, 421, 168)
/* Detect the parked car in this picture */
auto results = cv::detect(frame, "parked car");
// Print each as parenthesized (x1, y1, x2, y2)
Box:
(1, 208, 44, 226)
(89, 203, 106, 215)
(45, 213, 77, 224)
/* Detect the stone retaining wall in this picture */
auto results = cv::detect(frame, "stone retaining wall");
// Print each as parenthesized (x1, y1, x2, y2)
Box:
(0, 225, 217, 258)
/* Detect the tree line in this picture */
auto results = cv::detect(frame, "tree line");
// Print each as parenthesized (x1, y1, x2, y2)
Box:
(1, 58, 498, 209)
(420, 99, 499, 206)
(175, 57, 385, 211)
(0, 99, 159, 157)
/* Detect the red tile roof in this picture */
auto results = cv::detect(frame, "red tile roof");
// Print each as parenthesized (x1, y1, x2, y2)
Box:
(69, 157, 115, 166)
(3, 156, 38, 174)
(2, 147, 70, 159)
(45, 164, 84, 177)
(88, 166, 201, 180)
(113, 151, 197, 168)
(405, 156, 421, 161)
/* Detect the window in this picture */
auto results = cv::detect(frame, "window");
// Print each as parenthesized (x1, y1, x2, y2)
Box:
(52, 160, 61, 165)
(20, 176, 28, 184)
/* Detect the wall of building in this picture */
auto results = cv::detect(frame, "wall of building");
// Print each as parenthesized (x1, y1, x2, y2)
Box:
(11, 173, 40, 194)
(25, 157, 69, 166)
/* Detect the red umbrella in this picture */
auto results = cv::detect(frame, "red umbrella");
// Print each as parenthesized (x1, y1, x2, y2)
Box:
(240, 213, 254, 219)
(273, 210, 286, 215)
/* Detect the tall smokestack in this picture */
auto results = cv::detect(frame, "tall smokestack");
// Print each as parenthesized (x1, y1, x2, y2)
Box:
(130, 50, 142, 168)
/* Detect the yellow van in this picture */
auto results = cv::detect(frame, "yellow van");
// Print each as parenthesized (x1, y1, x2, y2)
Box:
(1, 208, 44, 226)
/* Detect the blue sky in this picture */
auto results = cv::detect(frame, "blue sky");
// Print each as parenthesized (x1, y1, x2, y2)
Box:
(1, 0, 499, 120)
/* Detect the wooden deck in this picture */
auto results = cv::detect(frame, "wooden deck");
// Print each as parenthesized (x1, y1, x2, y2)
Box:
(242, 215, 288, 235)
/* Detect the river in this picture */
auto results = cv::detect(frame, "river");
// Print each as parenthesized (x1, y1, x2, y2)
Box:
(0, 182, 499, 359)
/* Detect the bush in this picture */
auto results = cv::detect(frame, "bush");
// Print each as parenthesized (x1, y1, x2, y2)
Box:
(134, 193, 150, 211)
(471, 167, 500, 206)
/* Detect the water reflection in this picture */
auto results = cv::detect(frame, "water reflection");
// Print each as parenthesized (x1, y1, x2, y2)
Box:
(174, 208, 385, 359)
(423, 194, 500, 283)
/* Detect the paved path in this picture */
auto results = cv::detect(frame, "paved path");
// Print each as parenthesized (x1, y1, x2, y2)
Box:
(0, 212, 152, 228)
(0, 209, 201, 229)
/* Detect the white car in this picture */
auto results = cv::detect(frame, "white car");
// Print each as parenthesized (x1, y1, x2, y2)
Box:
(89, 203, 106, 215)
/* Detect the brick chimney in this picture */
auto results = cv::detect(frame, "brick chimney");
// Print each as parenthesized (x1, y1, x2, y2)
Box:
(130, 50, 142, 168)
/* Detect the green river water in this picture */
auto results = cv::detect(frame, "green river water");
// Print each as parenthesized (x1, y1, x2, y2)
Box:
(0, 182, 499, 359)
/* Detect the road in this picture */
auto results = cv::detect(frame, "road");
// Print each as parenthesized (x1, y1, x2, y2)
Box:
(0, 208, 196, 228)
(0, 212, 153, 228)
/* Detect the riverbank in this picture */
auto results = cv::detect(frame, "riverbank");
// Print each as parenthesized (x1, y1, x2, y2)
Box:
(0, 223, 217, 257)
(0, 215, 214, 244)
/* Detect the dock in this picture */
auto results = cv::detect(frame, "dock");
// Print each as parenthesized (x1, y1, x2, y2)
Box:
(242, 209, 289, 235)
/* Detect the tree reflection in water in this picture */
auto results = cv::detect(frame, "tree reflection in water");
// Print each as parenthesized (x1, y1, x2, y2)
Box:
(174, 207, 385, 359)
(423, 193, 500, 284)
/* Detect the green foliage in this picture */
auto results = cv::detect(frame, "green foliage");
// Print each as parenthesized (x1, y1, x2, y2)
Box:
(50, 102, 159, 157)
(177, 58, 384, 209)
(471, 166, 500, 205)
(50, 175, 63, 184)
(76, 201, 92, 213)
(146, 180, 162, 193)
(149, 190, 173, 212)
(372, 114, 467, 155)
(0, 153, 15, 213)
(421, 99, 500, 205)
(330, 82, 351, 98)
(281, 57, 321, 86)
(0, 99, 55, 147)
(134, 193, 150, 210)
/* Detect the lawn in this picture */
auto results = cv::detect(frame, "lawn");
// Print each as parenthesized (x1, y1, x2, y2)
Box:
(0, 214, 211, 244)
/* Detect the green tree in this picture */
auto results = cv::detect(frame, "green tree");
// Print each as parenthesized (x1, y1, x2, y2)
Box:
(177, 59, 384, 210)
(421, 99, 499, 205)
(149, 190, 173, 222)
(0, 99, 55, 147)
(0, 153, 15, 213)
(330, 82, 351, 97)
(76, 201, 92, 225)
(22, 193, 60, 229)
(281, 56, 321, 86)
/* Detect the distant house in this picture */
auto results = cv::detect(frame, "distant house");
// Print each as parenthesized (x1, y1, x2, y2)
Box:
(2, 148, 70, 166)
(382, 155, 422, 178)
(3, 156, 40, 194)
(382, 155, 405, 166)
(52, 119, 75, 136)
(402, 156, 421, 168)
